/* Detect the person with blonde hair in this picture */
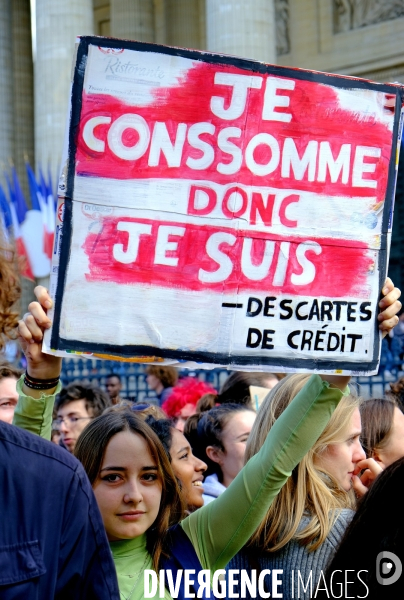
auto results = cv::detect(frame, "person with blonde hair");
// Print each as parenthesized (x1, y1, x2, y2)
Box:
(226, 373, 383, 598)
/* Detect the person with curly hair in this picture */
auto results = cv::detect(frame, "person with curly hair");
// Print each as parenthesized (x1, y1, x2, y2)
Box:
(0, 243, 20, 345)
(146, 365, 178, 405)
(162, 377, 217, 432)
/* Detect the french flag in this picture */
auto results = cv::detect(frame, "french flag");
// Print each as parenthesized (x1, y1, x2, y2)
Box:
(6, 171, 34, 280)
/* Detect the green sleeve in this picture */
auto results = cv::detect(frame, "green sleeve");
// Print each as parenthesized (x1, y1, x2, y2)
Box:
(181, 374, 347, 571)
(13, 376, 61, 440)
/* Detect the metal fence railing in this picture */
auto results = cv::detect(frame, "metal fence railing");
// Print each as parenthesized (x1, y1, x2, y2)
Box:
(60, 352, 404, 403)
(60, 358, 231, 403)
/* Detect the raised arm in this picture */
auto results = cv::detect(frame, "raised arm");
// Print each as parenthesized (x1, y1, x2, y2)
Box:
(181, 373, 346, 571)
(13, 287, 62, 439)
(182, 278, 401, 571)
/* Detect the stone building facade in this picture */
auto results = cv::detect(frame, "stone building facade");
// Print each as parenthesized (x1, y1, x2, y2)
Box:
(1, 0, 404, 289)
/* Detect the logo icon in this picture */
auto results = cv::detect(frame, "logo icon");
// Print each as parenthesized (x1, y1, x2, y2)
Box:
(376, 551, 402, 585)
(98, 46, 124, 55)
(57, 202, 65, 223)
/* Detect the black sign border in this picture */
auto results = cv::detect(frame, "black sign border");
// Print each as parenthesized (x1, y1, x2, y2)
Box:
(51, 36, 404, 372)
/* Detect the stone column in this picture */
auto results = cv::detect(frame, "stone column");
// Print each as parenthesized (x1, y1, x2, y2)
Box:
(0, 0, 14, 180)
(110, 0, 155, 42)
(12, 0, 34, 200)
(166, 0, 201, 49)
(198, 0, 207, 50)
(34, 0, 94, 180)
(154, 0, 167, 45)
(205, 0, 276, 63)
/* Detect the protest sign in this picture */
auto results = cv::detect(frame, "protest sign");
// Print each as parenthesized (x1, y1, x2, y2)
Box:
(43, 36, 404, 374)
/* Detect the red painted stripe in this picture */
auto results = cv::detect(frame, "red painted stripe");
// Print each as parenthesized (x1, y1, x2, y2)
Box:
(83, 216, 373, 297)
(76, 61, 393, 202)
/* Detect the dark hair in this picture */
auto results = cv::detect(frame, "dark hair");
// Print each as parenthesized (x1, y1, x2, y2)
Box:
(103, 403, 175, 460)
(74, 410, 185, 571)
(145, 415, 174, 460)
(146, 366, 178, 388)
(184, 402, 255, 482)
(0, 362, 22, 381)
(106, 373, 121, 382)
(56, 382, 111, 417)
(323, 457, 404, 597)
(360, 397, 397, 458)
(199, 371, 279, 408)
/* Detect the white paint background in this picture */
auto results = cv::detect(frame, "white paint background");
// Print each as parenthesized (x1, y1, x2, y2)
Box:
(42, 42, 399, 373)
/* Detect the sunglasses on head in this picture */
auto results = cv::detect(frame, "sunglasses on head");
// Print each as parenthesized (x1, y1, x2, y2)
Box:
(131, 402, 153, 411)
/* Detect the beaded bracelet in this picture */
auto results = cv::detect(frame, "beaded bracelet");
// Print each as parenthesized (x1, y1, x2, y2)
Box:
(24, 372, 60, 390)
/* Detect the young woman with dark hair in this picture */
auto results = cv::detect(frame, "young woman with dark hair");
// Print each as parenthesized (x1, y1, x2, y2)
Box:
(185, 402, 256, 503)
(74, 410, 185, 571)
(359, 396, 404, 468)
(107, 402, 208, 511)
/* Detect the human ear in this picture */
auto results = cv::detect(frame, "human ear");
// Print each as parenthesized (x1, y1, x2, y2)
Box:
(372, 451, 387, 470)
(206, 445, 223, 465)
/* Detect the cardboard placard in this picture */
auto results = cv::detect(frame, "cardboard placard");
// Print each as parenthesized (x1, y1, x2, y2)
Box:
(44, 36, 404, 374)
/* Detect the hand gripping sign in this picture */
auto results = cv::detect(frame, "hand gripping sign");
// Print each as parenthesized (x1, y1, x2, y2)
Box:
(43, 36, 404, 374)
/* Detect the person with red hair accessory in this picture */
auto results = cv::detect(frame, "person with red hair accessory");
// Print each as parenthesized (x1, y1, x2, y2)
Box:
(162, 378, 217, 432)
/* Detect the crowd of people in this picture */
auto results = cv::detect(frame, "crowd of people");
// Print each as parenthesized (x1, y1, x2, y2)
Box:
(0, 243, 403, 598)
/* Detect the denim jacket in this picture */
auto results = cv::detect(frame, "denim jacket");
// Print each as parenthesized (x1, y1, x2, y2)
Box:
(0, 421, 119, 599)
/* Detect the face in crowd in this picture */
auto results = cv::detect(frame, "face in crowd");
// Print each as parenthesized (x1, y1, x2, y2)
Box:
(146, 372, 163, 395)
(207, 409, 256, 488)
(175, 403, 197, 433)
(375, 406, 404, 466)
(105, 375, 122, 404)
(55, 399, 94, 453)
(91, 428, 208, 542)
(141, 409, 208, 510)
(76, 413, 185, 547)
(314, 407, 366, 491)
(169, 427, 207, 509)
(93, 430, 162, 541)
(0, 375, 19, 425)
(360, 397, 404, 468)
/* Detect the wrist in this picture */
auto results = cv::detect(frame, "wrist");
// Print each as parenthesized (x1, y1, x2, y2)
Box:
(24, 372, 60, 390)
(21, 379, 59, 399)
(26, 359, 62, 381)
